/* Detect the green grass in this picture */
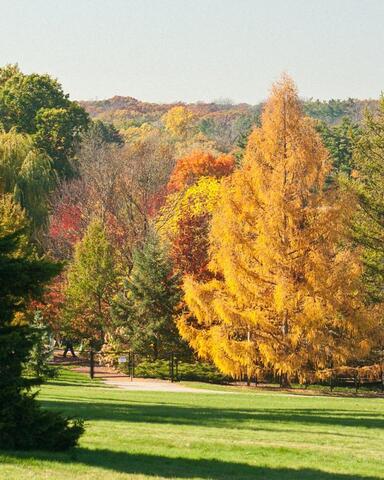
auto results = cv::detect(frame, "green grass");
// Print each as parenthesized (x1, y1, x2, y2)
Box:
(1, 369, 383, 479)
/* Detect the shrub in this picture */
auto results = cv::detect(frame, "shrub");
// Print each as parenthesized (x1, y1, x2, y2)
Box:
(0, 393, 84, 451)
(125, 358, 229, 384)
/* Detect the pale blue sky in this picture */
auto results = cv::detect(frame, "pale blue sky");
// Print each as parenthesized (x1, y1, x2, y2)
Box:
(1, 0, 383, 103)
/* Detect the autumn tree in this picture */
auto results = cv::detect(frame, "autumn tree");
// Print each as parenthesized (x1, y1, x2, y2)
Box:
(122, 122, 155, 144)
(64, 219, 117, 346)
(159, 177, 222, 279)
(48, 195, 84, 260)
(160, 150, 234, 279)
(198, 109, 261, 153)
(171, 212, 211, 280)
(167, 150, 235, 192)
(32, 274, 67, 339)
(180, 76, 371, 383)
(162, 105, 195, 138)
(48, 129, 175, 270)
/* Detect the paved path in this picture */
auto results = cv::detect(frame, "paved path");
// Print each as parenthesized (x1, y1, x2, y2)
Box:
(103, 377, 227, 393)
(74, 365, 230, 394)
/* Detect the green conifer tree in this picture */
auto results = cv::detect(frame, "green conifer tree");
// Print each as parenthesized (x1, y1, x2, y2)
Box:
(351, 98, 384, 303)
(24, 309, 57, 380)
(113, 232, 184, 358)
(0, 220, 83, 450)
(317, 117, 361, 176)
(349, 98, 384, 366)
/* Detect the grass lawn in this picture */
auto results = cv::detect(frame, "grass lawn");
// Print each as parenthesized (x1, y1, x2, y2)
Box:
(0, 369, 383, 479)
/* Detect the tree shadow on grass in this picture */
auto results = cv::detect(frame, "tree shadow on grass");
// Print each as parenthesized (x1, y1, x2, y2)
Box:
(3, 449, 381, 480)
(47, 381, 107, 388)
(41, 399, 384, 431)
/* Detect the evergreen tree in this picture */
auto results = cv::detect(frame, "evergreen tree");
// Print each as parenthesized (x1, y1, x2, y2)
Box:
(113, 232, 184, 358)
(84, 119, 124, 147)
(317, 117, 361, 177)
(0, 214, 83, 450)
(64, 219, 116, 347)
(24, 309, 57, 381)
(349, 98, 384, 365)
(351, 97, 384, 303)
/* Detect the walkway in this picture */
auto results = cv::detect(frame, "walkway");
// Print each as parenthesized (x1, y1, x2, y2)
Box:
(74, 364, 230, 394)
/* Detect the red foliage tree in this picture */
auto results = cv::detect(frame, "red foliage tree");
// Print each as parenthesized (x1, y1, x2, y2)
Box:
(170, 211, 211, 281)
(29, 274, 66, 338)
(49, 203, 83, 245)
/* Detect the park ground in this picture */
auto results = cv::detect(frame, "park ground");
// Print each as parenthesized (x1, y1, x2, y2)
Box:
(0, 369, 383, 480)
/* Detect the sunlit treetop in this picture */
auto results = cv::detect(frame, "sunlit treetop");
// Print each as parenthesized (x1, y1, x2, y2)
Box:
(167, 150, 235, 193)
(162, 105, 195, 138)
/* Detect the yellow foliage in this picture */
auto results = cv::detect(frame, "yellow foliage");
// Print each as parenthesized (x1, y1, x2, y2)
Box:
(11, 311, 29, 326)
(162, 106, 195, 138)
(0, 193, 30, 256)
(180, 76, 372, 380)
(157, 176, 222, 239)
(121, 123, 155, 144)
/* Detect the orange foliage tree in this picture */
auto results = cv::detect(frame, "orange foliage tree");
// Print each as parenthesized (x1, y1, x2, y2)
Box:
(179, 76, 372, 383)
(167, 150, 235, 193)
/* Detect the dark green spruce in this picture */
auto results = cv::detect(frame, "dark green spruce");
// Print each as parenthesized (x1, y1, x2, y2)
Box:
(113, 232, 187, 359)
(0, 229, 84, 450)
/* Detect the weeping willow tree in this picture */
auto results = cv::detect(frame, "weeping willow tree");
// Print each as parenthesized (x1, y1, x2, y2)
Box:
(0, 129, 56, 232)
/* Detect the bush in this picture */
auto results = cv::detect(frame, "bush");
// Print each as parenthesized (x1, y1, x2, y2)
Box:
(127, 359, 229, 383)
(0, 393, 84, 451)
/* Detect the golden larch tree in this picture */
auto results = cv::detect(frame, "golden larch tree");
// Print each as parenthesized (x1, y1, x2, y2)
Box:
(179, 76, 371, 382)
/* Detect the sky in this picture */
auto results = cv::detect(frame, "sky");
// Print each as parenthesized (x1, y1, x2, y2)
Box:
(1, 0, 383, 104)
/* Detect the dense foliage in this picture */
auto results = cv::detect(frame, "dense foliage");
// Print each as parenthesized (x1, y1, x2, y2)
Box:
(45, 73, 384, 385)
(317, 117, 361, 176)
(0, 64, 89, 177)
(64, 219, 117, 347)
(350, 98, 384, 303)
(0, 130, 55, 231)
